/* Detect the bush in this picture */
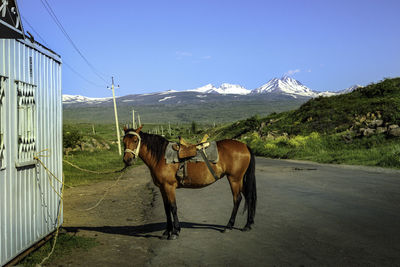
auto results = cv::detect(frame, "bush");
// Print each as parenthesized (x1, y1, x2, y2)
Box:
(63, 129, 83, 149)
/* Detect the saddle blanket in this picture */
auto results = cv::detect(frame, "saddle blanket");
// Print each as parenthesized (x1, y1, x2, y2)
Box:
(165, 141, 219, 164)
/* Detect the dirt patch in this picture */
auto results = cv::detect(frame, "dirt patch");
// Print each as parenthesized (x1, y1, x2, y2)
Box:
(49, 165, 157, 266)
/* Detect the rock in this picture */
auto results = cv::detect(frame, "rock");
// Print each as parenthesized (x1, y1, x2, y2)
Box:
(64, 147, 73, 155)
(342, 133, 353, 143)
(363, 128, 375, 136)
(376, 127, 387, 134)
(368, 119, 384, 128)
(103, 142, 111, 150)
(388, 124, 399, 130)
(388, 127, 400, 137)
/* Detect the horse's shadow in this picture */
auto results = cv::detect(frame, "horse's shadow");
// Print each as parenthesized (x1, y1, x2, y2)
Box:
(63, 222, 235, 239)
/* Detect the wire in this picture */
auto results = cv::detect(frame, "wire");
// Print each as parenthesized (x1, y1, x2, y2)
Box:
(21, 16, 105, 88)
(39, 0, 109, 84)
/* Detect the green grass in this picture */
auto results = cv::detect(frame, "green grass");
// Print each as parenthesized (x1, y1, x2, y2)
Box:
(63, 123, 129, 186)
(20, 233, 98, 266)
(63, 147, 133, 186)
(242, 131, 400, 169)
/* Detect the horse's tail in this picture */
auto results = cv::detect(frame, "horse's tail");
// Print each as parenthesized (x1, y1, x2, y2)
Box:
(243, 145, 257, 224)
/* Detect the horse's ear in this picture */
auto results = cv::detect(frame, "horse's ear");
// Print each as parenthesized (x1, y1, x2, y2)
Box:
(136, 125, 143, 133)
(123, 125, 128, 132)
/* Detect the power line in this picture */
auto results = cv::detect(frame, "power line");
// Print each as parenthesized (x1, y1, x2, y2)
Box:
(39, 0, 109, 84)
(21, 16, 104, 88)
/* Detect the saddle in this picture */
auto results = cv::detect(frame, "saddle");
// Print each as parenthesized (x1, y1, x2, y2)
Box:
(172, 134, 210, 159)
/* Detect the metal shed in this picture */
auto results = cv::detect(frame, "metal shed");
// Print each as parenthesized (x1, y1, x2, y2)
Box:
(0, 1, 63, 265)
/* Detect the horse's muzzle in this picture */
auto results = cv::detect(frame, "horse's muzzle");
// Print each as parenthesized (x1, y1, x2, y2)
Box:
(123, 151, 135, 166)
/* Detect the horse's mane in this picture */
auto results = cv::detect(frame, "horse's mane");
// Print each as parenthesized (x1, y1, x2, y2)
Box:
(138, 131, 169, 163)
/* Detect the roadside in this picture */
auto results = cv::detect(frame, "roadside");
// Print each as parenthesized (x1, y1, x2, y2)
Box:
(21, 157, 400, 266)
(46, 165, 156, 266)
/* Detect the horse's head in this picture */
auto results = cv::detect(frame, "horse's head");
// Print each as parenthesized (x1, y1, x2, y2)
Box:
(123, 125, 143, 166)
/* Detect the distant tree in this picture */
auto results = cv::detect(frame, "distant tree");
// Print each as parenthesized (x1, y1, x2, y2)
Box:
(191, 121, 197, 134)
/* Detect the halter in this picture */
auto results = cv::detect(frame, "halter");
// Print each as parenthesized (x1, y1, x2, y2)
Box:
(124, 131, 141, 158)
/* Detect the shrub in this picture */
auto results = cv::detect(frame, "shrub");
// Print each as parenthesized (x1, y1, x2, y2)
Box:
(63, 129, 83, 149)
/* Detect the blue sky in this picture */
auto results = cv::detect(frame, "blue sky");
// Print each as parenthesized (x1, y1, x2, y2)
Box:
(18, 0, 400, 97)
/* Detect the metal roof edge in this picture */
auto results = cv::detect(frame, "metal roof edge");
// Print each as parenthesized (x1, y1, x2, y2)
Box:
(16, 38, 62, 64)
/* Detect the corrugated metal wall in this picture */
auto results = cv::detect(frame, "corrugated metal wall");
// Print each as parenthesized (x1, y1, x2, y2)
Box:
(0, 38, 62, 266)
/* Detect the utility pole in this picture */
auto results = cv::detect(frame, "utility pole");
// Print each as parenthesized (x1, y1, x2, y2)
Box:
(132, 109, 136, 129)
(108, 77, 122, 155)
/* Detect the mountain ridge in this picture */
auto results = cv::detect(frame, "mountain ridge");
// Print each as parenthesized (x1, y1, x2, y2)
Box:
(63, 77, 360, 104)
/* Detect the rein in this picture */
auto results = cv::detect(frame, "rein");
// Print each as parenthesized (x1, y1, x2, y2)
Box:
(124, 131, 141, 158)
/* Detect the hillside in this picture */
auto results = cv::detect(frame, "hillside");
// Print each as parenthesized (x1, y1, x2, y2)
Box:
(63, 76, 357, 124)
(214, 78, 400, 137)
(210, 78, 400, 168)
(63, 92, 309, 124)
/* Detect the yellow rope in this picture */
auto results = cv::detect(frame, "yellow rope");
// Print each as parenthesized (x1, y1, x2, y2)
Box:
(32, 149, 130, 265)
(63, 159, 125, 174)
(34, 154, 73, 189)
(79, 170, 126, 211)
(38, 177, 64, 266)
(38, 175, 64, 266)
(33, 153, 65, 267)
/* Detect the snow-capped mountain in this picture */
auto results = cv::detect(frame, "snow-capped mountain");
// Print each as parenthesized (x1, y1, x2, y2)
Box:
(337, 85, 361, 94)
(63, 94, 112, 104)
(188, 83, 251, 95)
(63, 78, 363, 106)
(251, 76, 318, 98)
(188, 84, 216, 93)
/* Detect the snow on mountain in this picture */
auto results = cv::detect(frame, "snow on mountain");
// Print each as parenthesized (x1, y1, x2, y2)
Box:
(158, 96, 176, 102)
(212, 83, 251, 95)
(251, 76, 318, 98)
(63, 80, 363, 105)
(187, 84, 216, 93)
(337, 85, 361, 94)
(62, 94, 112, 104)
(317, 91, 337, 97)
(188, 83, 250, 95)
(158, 90, 178, 95)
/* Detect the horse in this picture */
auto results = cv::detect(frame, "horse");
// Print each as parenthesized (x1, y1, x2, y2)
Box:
(122, 126, 257, 240)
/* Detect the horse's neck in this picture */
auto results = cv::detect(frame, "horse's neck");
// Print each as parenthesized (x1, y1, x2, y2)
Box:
(139, 143, 157, 170)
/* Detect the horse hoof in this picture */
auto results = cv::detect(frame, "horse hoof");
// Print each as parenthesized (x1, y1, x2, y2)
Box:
(168, 234, 179, 240)
(242, 225, 252, 232)
(222, 226, 233, 233)
(161, 231, 170, 240)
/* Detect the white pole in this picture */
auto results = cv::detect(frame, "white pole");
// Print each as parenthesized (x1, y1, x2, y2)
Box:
(138, 114, 141, 127)
(108, 77, 122, 155)
(132, 109, 136, 129)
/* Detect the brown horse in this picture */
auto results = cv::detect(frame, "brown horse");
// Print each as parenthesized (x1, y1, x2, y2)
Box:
(122, 126, 257, 240)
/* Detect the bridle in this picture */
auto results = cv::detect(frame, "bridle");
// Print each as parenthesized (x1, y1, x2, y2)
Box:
(124, 131, 141, 158)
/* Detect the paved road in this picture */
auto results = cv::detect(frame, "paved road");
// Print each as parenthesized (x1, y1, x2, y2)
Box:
(146, 158, 400, 266)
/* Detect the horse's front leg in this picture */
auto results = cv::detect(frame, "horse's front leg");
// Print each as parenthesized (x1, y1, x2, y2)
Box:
(160, 189, 173, 239)
(160, 183, 180, 240)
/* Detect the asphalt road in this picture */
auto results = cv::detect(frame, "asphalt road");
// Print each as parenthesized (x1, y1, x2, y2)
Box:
(146, 158, 400, 266)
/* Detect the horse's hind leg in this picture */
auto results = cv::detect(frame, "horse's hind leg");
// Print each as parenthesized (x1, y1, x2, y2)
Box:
(224, 176, 242, 232)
